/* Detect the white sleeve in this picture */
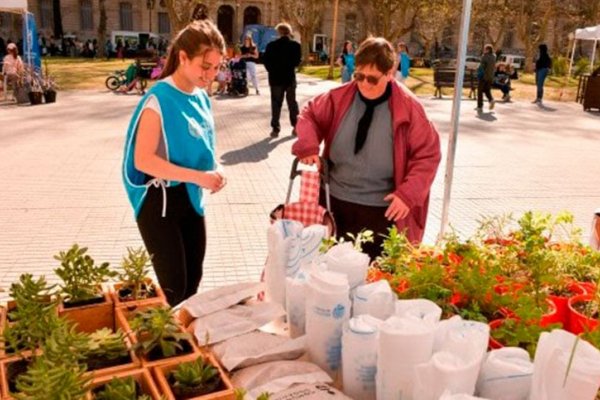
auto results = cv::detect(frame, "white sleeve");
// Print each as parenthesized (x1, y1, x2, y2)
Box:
(142, 95, 161, 116)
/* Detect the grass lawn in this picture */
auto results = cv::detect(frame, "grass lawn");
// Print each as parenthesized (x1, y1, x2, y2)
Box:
(301, 65, 579, 102)
(45, 57, 579, 102)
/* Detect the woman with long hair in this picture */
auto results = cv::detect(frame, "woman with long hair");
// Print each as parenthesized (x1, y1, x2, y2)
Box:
(2, 43, 24, 97)
(241, 35, 260, 94)
(122, 20, 227, 306)
(337, 40, 355, 83)
(533, 43, 552, 104)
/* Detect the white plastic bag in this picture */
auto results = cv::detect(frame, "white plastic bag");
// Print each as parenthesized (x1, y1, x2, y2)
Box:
(189, 301, 285, 345)
(376, 315, 436, 400)
(476, 347, 533, 400)
(212, 331, 305, 371)
(305, 269, 351, 377)
(270, 383, 353, 400)
(530, 329, 600, 400)
(182, 282, 264, 319)
(286, 261, 327, 339)
(324, 242, 370, 289)
(287, 224, 329, 278)
(341, 315, 382, 400)
(352, 280, 395, 320)
(231, 361, 332, 400)
(395, 298, 442, 325)
(439, 390, 489, 400)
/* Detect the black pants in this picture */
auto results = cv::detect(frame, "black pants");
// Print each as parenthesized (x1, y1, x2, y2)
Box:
(477, 79, 494, 108)
(270, 84, 299, 131)
(137, 184, 206, 306)
(321, 192, 393, 261)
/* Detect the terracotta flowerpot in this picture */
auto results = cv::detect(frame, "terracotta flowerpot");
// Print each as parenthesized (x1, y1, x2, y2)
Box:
(83, 334, 141, 379)
(110, 278, 167, 309)
(59, 290, 115, 334)
(0, 351, 38, 398)
(88, 368, 161, 399)
(152, 353, 235, 400)
(115, 305, 201, 369)
(567, 294, 599, 334)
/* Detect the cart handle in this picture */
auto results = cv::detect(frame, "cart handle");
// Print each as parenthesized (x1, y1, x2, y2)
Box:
(285, 157, 331, 213)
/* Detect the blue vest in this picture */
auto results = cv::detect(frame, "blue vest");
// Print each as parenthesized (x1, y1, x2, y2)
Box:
(122, 81, 216, 218)
(343, 53, 355, 73)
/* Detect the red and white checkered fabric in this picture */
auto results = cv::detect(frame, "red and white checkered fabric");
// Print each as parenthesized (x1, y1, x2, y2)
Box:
(282, 171, 325, 227)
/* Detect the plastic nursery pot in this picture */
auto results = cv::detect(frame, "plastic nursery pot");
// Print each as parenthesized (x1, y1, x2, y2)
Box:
(578, 281, 597, 295)
(28, 91, 43, 105)
(547, 282, 586, 329)
(488, 319, 506, 350)
(567, 294, 599, 335)
(539, 298, 560, 328)
(43, 90, 57, 103)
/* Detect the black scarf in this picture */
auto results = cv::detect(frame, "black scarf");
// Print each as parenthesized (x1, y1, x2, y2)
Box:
(354, 82, 392, 154)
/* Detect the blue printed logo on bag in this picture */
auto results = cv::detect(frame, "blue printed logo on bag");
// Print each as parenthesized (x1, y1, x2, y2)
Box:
(332, 304, 345, 319)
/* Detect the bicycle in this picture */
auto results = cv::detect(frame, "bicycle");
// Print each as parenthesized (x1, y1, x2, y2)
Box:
(105, 68, 147, 94)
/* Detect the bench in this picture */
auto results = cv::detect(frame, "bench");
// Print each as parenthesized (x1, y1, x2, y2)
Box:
(433, 68, 476, 99)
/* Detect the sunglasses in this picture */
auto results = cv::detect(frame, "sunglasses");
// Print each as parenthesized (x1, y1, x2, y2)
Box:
(353, 72, 384, 85)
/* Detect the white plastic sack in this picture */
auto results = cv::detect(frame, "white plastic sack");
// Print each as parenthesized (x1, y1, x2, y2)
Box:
(182, 282, 264, 318)
(413, 316, 489, 400)
(395, 298, 443, 325)
(591, 209, 600, 250)
(324, 242, 370, 289)
(211, 331, 305, 371)
(352, 280, 395, 320)
(341, 315, 382, 400)
(376, 315, 436, 400)
(189, 301, 285, 345)
(270, 383, 353, 400)
(530, 329, 600, 400)
(305, 269, 351, 377)
(439, 390, 488, 400)
(265, 220, 304, 308)
(231, 361, 332, 400)
(476, 347, 533, 400)
(288, 224, 329, 277)
(286, 261, 327, 339)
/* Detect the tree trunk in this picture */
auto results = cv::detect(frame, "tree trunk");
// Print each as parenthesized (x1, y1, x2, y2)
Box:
(97, 0, 107, 58)
(300, 29, 311, 66)
(52, 0, 64, 38)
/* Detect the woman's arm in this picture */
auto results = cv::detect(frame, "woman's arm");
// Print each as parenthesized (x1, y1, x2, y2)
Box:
(134, 109, 224, 193)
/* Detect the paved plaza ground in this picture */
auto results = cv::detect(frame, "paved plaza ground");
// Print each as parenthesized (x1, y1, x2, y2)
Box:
(0, 66, 599, 301)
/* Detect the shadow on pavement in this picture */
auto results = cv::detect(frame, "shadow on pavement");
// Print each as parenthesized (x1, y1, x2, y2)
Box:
(220, 135, 295, 165)
(476, 111, 498, 122)
(537, 103, 557, 112)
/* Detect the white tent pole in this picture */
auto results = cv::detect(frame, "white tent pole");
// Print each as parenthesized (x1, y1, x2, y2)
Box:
(591, 40, 597, 73)
(439, 0, 473, 240)
(24, 11, 32, 66)
(568, 38, 576, 78)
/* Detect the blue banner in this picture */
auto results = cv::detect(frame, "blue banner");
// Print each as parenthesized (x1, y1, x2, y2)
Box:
(22, 12, 41, 70)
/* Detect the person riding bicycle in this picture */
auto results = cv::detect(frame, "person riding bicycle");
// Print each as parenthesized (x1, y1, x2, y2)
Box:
(120, 59, 145, 94)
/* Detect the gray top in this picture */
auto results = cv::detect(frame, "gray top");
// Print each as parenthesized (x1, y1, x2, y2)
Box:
(329, 93, 394, 207)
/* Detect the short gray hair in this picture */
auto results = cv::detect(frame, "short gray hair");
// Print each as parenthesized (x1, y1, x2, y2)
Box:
(275, 22, 292, 37)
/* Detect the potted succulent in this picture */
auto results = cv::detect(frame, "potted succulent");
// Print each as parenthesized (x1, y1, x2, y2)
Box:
(89, 369, 162, 399)
(54, 244, 117, 333)
(153, 354, 235, 400)
(6, 273, 57, 325)
(111, 247, 166, 308)
(12, 68, 30, 105)
(82, 328, 139, 375)
(116, 305, 198, 368)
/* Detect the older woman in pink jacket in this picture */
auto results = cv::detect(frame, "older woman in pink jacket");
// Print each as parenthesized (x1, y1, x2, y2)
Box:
(292, 37, 441, 259)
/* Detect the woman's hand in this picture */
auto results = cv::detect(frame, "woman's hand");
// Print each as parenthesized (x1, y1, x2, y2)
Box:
(299, 155, 321, 170)
(383, 193, 409, 222)
(196, 171, 226, 193)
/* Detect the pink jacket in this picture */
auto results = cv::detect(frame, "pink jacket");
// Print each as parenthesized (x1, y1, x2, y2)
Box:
(291, 81, 441, 243)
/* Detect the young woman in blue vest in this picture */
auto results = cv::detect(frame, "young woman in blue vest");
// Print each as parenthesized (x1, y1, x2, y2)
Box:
(337, 41, 355, 83)
(122, 20, 227, 306)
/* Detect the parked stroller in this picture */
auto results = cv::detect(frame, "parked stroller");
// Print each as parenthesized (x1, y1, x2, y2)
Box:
(227, 58, 249, 97)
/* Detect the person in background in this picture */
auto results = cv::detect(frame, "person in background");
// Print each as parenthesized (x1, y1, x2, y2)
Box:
(476, 44, 496, 112)
(292, 37, 441, 259)
(493, 63, 512, 101)
(104, 39, 113, 60)
(263, 22, 302, 138)
(240, 35, 260, 95)
(122, 20, 227, 306)
(533, 43, 552, 104)
(396, 42, 410, 83)
(2, 42, 24, 96)
(337, 41, 355, 83)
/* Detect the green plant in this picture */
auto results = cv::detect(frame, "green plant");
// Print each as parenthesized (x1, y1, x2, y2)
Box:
(85, 328, 129, 362)
(257, 392, 272, 400)
(172, 357, 220, 390)
(54, 244, 117, 304)
(119, 247, 154, 301)
(9, 273, 57, 314)
(551, 55, 569, 77)
(41, 320, 90, 366)
(234, 388, 248, 400)
(94, 376, 153, 400)
(375, 226, 415, 274)
(319, 229, 374, 253)
(130, 306, 191, 358)
(13, 356, 91, 400)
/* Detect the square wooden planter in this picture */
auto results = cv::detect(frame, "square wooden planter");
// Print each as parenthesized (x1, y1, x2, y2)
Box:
(59, 291, 115, 334)
(110, 278, 168, 309)
(0, 351, 37, 399)
(115, 305, 202, 369)
(87, 367, 162, 399)
(152, 353, 236, 400)
(84, 334, 141, 379)
(0, 306, 7, 361)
